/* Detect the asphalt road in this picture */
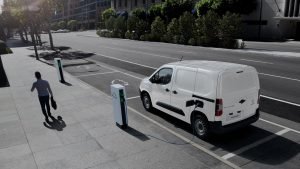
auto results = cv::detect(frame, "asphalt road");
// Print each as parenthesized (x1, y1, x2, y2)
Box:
(38, 32, 300, 169)
(41, 31, 300, 122)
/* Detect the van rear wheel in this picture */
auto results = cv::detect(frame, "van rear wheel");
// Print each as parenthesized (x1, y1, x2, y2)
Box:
(142, 93, 152, 112)
(193, 115, 209, 139)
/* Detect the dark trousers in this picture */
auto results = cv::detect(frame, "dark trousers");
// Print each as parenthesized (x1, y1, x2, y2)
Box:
(38, 96, 51, 118)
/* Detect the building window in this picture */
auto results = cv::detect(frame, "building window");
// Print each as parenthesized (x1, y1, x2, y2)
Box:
(118, 0, 122, 7)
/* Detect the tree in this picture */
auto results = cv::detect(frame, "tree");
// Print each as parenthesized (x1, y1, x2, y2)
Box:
(151, 17, 166, 41)
(149, 3, 163, 22)
(67, 20, 78, 31)
(114, 16, 127, 38)
(131, 8, 147, 20)
(161, 0, 194, 21)
(127, 16, 139, 32)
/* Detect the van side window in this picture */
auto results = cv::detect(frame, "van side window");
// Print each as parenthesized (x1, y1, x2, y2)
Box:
(151, 68, 173, 85)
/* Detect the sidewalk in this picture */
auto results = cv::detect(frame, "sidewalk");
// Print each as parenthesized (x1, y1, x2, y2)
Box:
(0, 46, 234, 169)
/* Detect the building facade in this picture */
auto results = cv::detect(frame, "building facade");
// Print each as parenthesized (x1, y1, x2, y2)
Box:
(111, 0, 165, 12)
(242, 0, 300, 40)
(53, 0, 111, 29)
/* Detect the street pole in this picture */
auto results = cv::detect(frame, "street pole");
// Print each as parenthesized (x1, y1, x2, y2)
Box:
(258, 0, 263, 40)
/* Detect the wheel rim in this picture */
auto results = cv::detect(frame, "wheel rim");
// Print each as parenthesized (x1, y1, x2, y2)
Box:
(143, 95, 150, 109)
(194, 119, 206, 136)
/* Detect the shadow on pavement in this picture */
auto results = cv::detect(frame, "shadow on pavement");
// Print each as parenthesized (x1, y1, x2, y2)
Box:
(122, 126, 150, 141)
(148, 107, 299, 166)
(43, 115, 67, 131)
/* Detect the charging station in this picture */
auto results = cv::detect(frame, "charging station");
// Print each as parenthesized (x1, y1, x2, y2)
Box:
(111, 84, 128, 129)
(54, 58, 65, 83)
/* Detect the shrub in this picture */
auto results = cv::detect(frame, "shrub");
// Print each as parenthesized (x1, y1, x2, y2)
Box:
(166, 18, 179, 43)
(140, 35, 146, 41)
(136, 20, 149, 37)
(195, 0, 222, 16)
(161, 0, 194, 21)
(96, 29, 111, 38)
(51, 22, 59, 30)
(125, 31, 131, 39)
(149, 3, 163, 22)
(114, 16, 127, 38)
(67, 20, 78, 31)
(218, 12, 241, 48)
(188, 38, 196, 46)
(131, 31, 139, 40)
(195, 11, 220, 46)
(173, 35, 180, 44)
(131, 8, 147, 20)
(127, 16, 139, 32)
(105, 16, 115, 31)
(102, 8, 116, 22)
(57, 21, 67, 29)
(179, 12, 195, 44)
(151, 17, 166, 41)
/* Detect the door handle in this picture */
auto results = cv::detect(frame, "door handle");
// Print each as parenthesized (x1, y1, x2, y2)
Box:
(165, 88, 170, 92)
(172, 90, 177, 94)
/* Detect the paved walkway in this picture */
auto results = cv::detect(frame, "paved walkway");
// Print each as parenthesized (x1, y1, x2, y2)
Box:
(0, 46, 233, 169)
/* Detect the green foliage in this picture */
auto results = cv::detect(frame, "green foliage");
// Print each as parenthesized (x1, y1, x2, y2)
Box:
(97, 29, 112, 38)
(218, 12, 241, 48)
(131, 8, 147, 20)
(125, 31, 132, 39)
(166, 18, 180, 43)
(151, 17, 166, 41)
(179, 12, 195, 44)
(140, 35, 146, 41)
(102, 8, 116, 21)
(161, 0, 194, 21)
(51, 22, 59, 30)
(135, 20, 149, 37)
(188, 38, 196, 46)
(67, 20, 78, 31)
(57, 20, 66, 29)
(195, 11, 220, 46)
(127, 16, 139, 32)
(0, 40, 12, 55)
(105, 16, 116, 31)
(114, 16, 127, 38)
(149, 4, 163, 22)
(195, 0, 257, 16)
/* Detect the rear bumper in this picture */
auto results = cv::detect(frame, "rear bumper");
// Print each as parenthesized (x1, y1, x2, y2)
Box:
(209, 109, 260, 134)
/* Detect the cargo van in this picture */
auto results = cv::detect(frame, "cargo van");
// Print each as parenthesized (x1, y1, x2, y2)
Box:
(139, 60, 260, 138)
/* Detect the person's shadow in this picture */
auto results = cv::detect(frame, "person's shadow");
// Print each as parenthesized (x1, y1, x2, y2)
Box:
(43, 116, 67, 131)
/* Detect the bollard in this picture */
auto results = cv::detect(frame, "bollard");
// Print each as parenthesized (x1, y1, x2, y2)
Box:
(54, 58, 65, 83)
(111, 84, 128, 129)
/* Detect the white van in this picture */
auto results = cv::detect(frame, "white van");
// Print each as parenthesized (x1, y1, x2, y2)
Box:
(139, 60, 260, 138)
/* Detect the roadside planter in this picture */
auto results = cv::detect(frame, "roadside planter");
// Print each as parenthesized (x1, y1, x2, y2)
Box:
(235, 39, 245, 49)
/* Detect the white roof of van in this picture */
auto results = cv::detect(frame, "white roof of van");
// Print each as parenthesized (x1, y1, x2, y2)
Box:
(167, 60, 248, 72)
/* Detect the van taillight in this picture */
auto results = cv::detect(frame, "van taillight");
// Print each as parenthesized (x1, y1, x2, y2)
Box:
(215, 99, 223, 116)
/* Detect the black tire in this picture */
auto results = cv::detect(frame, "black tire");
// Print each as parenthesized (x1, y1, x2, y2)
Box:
(192, 114, 209, 139)
(141, 92, 153, 112)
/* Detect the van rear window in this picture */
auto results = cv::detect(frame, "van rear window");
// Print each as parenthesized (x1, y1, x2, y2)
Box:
(222, 71, 257, 93)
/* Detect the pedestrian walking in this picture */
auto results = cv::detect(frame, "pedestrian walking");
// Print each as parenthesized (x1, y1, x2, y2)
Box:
(31, 71, 54, 123)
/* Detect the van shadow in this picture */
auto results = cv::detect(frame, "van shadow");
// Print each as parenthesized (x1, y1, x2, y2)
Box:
(149, 108, 299, 165)
(43, 115, 67, 131)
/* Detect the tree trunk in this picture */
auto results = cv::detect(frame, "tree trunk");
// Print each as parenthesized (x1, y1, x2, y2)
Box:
(30, 29, 39, 60)
(19, 30, 25, 43)
(0, 55, 9, 87)
(48, 23, 54, 50)
(24, 29, 28, 42)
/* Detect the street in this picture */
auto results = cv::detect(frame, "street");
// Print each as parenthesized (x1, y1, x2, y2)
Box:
(39, 31, 300, 169)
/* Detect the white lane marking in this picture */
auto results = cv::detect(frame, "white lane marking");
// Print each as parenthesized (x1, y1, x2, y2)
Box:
(222, 128, 290, 160)
(75, 71, 117, 77)
(100, 46, 178, 60)
(259, 118, 300, 134)
(95, 52, 158, 70)
(260, 95, 300, 107)
(128, 106, 241, 169)
(127, 96, 140, 100)
(240, 59, 274, 64)
(258, 73, 300, 82)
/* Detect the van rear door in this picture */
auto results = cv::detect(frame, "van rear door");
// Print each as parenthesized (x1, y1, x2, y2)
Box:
(219, 66, 259, 126)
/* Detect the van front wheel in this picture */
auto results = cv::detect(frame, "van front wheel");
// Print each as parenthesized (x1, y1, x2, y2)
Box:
(193, 115, 209, 139)
(142, 93, 152, 112)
